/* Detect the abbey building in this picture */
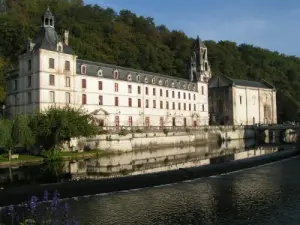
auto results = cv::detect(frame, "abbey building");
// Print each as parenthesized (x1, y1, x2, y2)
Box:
(5, 8, 211, 128)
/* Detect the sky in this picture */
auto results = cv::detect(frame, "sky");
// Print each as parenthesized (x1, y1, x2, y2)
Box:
(84, 0, 300, 56)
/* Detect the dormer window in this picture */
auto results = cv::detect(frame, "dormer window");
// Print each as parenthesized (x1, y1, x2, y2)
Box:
(136, 74, 140, 82)
(152, 78, 155, 84)
(183, 84, 186, 89)
(81, 65, 87, 74)
(97, 69, 103, 76)
(159, 79, 162, 85)
(145, 77, 148, 83)
(113, 70, 119, 79)
(177, 81, 181, 88)
(165, 80, 168, 86)
(127, 73, 132, 81)
(188, 84, 191, 90)
(193, 85, 196, 91)
(58, 45, 62, 52)
(172, 82, 175, 88)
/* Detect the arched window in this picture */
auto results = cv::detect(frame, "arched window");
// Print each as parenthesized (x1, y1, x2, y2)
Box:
(113, 70, 119, 79)
(127, 73, 132, 81)
(97, 69, 103, 77)
(81, 65, 87, 74)
(159, 79, 162, 85)
(152, 77, 155, 84)
(136, 74, 140, 82)
(165, 80, 168, 86)
(145, 77, 148, 83)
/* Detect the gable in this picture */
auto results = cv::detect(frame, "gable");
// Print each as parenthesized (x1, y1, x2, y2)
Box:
(208, 75, 232, 88)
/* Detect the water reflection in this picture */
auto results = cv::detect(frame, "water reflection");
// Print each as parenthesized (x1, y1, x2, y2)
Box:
(64, 156, 300, 225)
(0, 138, 295, 189)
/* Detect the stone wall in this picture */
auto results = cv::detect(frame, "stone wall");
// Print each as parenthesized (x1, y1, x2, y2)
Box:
(77, 126, 256, 152)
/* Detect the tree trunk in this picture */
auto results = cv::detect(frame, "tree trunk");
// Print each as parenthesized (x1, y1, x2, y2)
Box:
(8, 149, 11, 161)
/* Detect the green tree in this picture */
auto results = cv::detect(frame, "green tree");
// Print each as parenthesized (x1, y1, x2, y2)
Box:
(29, 106, 98, 151)
(0, 115, 34, 160)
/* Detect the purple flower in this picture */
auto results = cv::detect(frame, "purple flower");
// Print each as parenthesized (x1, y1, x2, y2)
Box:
(43, 190, 49, 202)
(30, 196, 38, 211)
(51, 190, 60, 210)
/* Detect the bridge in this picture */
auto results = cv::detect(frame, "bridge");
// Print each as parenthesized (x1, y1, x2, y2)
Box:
(254, 124, 300, 144)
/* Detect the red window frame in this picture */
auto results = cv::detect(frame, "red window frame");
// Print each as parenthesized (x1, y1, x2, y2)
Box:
(82, 94, 86, 104)
(82, 79, 86, 88)
(114, 83, 118, 92)
(128, 98, 132, 107)
(138, 99, 141, 108)
(98, 81, 103, 90)
(115, 97, 119, 106)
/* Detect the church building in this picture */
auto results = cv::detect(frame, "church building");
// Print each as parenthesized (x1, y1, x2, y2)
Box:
(208, 74, 277, 125)
(5, 8, 211, 128)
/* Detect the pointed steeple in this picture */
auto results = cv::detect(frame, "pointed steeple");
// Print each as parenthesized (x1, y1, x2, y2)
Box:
(42, 6, 55, 28)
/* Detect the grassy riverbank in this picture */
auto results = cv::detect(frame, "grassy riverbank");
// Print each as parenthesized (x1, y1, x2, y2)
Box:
(0, 150, 113, 167)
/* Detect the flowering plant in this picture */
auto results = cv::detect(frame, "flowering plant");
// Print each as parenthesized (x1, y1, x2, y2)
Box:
(3, 190, 78, 225)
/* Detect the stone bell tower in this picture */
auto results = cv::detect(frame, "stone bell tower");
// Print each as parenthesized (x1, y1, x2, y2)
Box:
(190, 36, 211, 82)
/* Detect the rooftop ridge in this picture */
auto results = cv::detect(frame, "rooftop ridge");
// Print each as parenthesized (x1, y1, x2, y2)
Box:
(77, 58, 196, 83)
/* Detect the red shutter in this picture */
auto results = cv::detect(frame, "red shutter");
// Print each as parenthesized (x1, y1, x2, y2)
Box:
(82, 79, 86, 88)
(98, 81, 102, 90)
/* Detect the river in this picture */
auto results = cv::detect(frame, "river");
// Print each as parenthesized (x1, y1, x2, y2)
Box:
(0, 138, 300, 224)
(65, 155, 300, 225)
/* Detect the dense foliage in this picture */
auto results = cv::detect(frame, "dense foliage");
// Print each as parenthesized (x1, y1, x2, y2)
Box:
(0, 107, 98, 154)
(1, 0, 300, 121)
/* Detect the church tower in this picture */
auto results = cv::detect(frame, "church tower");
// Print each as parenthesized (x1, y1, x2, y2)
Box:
(189, 36, 212, 83)
(42, 6, 55, 28)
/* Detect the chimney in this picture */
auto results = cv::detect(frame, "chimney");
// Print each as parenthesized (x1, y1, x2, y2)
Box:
(64, 30, 69, 46)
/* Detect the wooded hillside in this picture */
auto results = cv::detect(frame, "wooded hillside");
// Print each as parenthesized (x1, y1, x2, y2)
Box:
(1, 0, 300, 122)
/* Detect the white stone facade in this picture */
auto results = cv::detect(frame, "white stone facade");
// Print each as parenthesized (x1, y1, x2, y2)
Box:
(208, 75, 277, 125)
(5, 8, 211, 128)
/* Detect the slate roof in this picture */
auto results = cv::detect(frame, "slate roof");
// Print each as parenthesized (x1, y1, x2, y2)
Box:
(32, 27, 74, 54)
(223, 75, 274, 89)
(76, 59, 198, 92)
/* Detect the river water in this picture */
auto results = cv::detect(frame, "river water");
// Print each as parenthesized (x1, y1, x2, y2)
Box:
(65, 155, 300, 225)
(0, 138, 300, 224)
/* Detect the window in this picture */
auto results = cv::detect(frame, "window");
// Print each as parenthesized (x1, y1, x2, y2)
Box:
(114, 70, 119, 79)
(127, 73, 132, 81)
(50, 91, 55, 103)
(115, 97, 119, 106)
(160, 101, 163, 109)
(13, 80, 17, 90)
(138, 86, 141, 94)
(28, 60, 32, 71)
(81, 65, 86, 74)
(184, 93, 186, 99)
(172, 102, 175, 110)
(99, 81, 103, 90)
(153, 88, 156, 96)
(66, 92, 71, 104)
(65, 76, 70, 87)
(189, 93, 191, 100)
(189, 104, 191, 111)
(178, 92, 180, 99)
(27, 92, 32, 104)
(160, 89, 163, 97)
(82, 79, 86, 88)
(27, 76, 32, 87)
(194, 104, 196, 111)
(99, 95, 103, 105)
(138, 99, 141, 108)
(165, 80, 168, 86)
(152, 78, 155, 84)
(128, 98, 132, 107)
(146, 99, 149, 108)
(194, 94, 196, 101)
(201, 86, 204, 95)
(82, 94, 87, 104)
(97, 69, 103, 76)
(240, 96, 242, 104)
(65, 61, 70, 71)
(136, 74, 140, 82)
(49, 58, 54, 69)
(145, 77, 148, 83)
(184, 103, 186, 110)
(128, 85, 132, 93)
(202, 104, 205, 111)
(178, 103, 181, 110)
(145, 87, 148, 95)
(128, 116, 133, 126)
(114, 83, 118, 92)
(58, 46, 62, 52)
(153, 100, 156, 108)
(172, 91, 175, 98)
(166, 90, 169, 98)
(49, 75, 55, 86)
(166, 102, 169, 109)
